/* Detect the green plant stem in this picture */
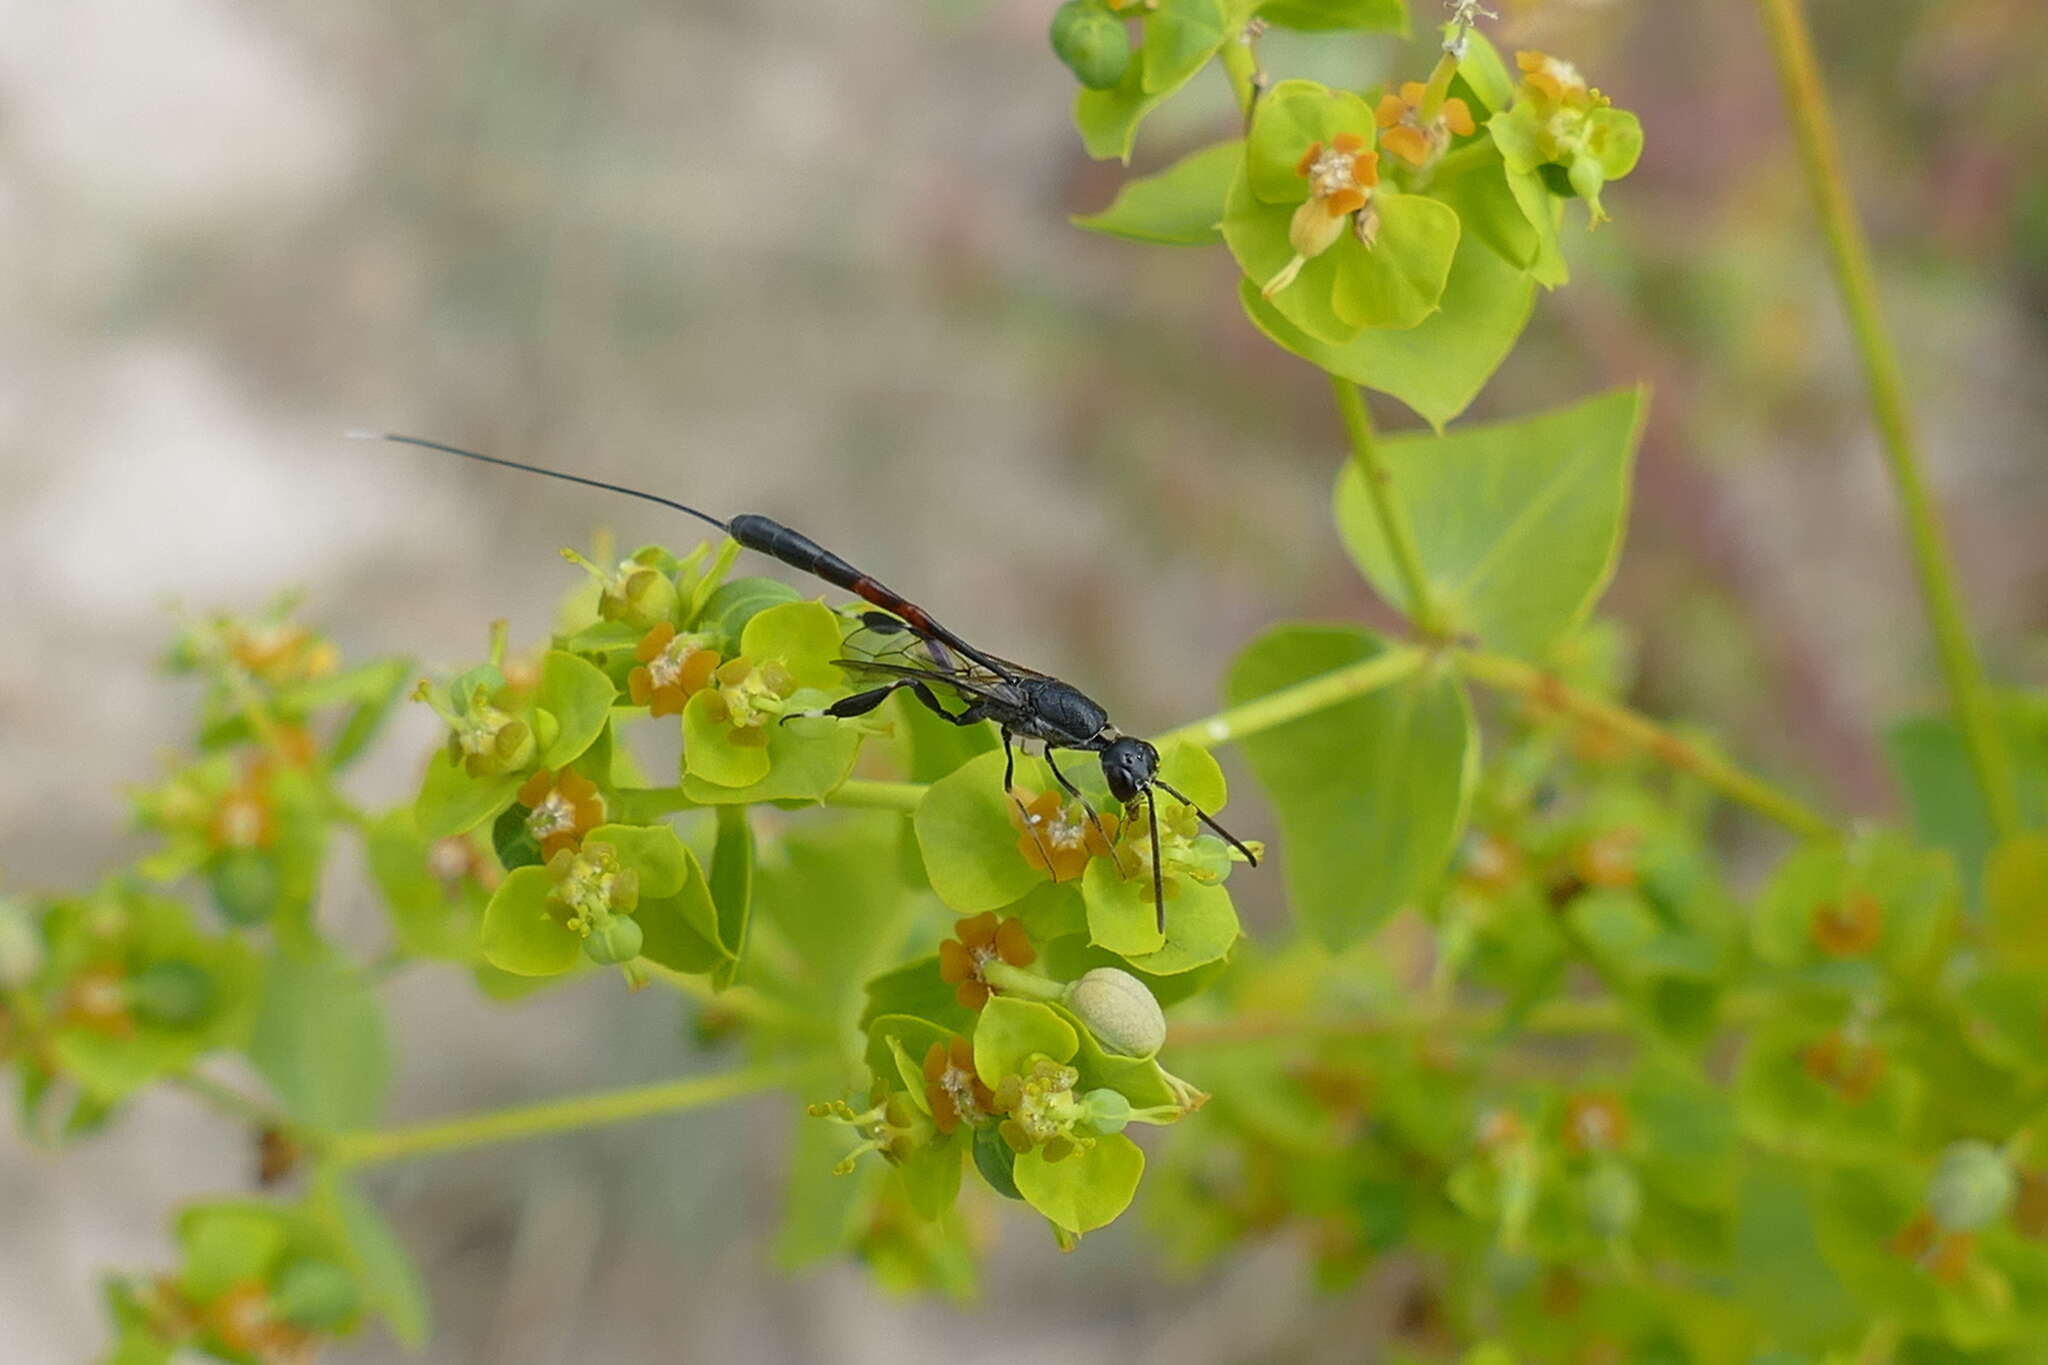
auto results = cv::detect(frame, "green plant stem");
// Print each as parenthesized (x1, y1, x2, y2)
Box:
(1458, 649, 1837, 841)
(329, 1062, 799, 1167)
(1220, 34, 1258, 126)
(1754, 0, 2019, 839)
(823, 779, 926, 813)
(1329, 377, 1446, 638)
(1153, 645, 1426, 749)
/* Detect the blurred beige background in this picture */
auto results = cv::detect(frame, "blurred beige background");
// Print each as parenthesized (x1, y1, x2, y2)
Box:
(2, 0, 2043, 1360)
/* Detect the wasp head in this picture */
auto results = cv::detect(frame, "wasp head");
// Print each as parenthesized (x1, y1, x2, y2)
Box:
(1099, 735, 1159, 804)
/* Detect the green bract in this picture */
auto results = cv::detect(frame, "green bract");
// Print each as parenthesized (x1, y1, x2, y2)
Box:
(1333, 386, 1647, 657)
(479, 822, 718, 977)
(679, 600, 849, 796)
(30, 886, 259, 1119)
(413, 649, 616, 841)
(1223, 80, 1459, 343)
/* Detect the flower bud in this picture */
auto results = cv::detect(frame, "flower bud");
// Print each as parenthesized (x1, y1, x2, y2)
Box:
(208, 848, 281, 926)
(1928, 1140, 2016, 1233)
(269, 1259, 359, 1331)
(583, 916, 644, 966)
(1050, 1, 1129, 91)
(1063, 967, 1166, 1058)
(126, 961, 217, 1030)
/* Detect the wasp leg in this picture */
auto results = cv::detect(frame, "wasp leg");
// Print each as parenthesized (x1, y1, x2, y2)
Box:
(1001, 729, 1061, 877)
(1043, 748, 1132, 880)
(782, 678, 981, 726)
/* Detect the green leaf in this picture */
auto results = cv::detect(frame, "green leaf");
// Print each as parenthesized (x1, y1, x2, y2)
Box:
(480, 866, 580, 977)
(865, 1014, 953, 1104)
(1141, 0, 1226, 95)
(1226, 625, 1475, 947)
(695, 576, 802, 650)
(1986, 834, 2048, 971)
(1885, 696, 2048, 907)
(973, 997, 1080, 1087)
(1244, 81, 1376, 204)
(895, 686, 998, 783)
(249, 951, 391, 1130)
(1258, 0, 1406, 33)
(1073, 2, 1231, 163)
(179, 1204, 288, 1300)
(364, 808, 478, 961)
(1733, 1159, 1863, 1347)
(1734, 1017, 1922, 1166)
(916, 749, 1056, 913)
(739, 600, 845, 694)
(534, 650, 617, 769)
(583, 822, 689, 899)
(1455, 26, 1514, 115)
(681, 689, 773, 789)
(1432, 142, 1539, 271)
(1335, 386, 1647, 657)
(1014, 1131, 1145, 1233)
(680, 709, 861, 803)
(1329, 192, 1461, 330)
(328, 1180, 432, 1348)
(1072, 139, 1241, 245)
(861, 956, 976, 1037)
(708, 805, 755, 988)
(610, 828, 723, 976)
(414, 751, 521, 842)
(312, 657, 413, 771)
(1082, 861, 1239, 972)
(1237, 226, 1534, 429)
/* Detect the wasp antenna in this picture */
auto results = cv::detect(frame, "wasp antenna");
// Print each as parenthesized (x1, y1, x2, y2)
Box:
(349, 430, 732, 535)
(1152, 778, 1259, 867)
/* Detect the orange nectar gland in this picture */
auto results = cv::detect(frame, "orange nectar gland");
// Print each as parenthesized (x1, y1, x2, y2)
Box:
(1262, 133, 1381, 299)
(1803, 1029, 1886, 1103)
(62, 963, 134, 1038)
(923, 1035, 996, 1135)
(1562, 1092, 1630, 1155)
(1891, 1213, 1977, 1284)
(1811, 893, 1884, 957)
(697, 656, 799, 746)
(516, 768, 605, 861)
(629, 622, 721, 718)
(1374, 82, 1476, 167)
(1516, 50, 1594, 110)
(208, 769, 276, 852)
(937, 911, 1036, 1010)
(1008, 788, 1118, 883)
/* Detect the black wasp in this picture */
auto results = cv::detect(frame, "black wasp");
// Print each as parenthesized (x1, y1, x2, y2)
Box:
(356, 432, 1258, 927)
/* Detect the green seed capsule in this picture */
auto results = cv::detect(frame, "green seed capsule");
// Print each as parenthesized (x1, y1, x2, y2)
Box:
(269, 1259, 359, 1330)
(1063, 967, 1166, 1058)
(126, 961, 217, 1029)
(207, 848, 281, 926)
(1082, 1088, 1132, 1135)
(1928, 1140, 2016, 1232)
(584, 916, 644, 965)
(1050, 1, 1129, 91)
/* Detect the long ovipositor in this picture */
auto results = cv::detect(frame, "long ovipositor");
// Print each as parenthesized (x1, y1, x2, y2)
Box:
(353, 431, 999, 672)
